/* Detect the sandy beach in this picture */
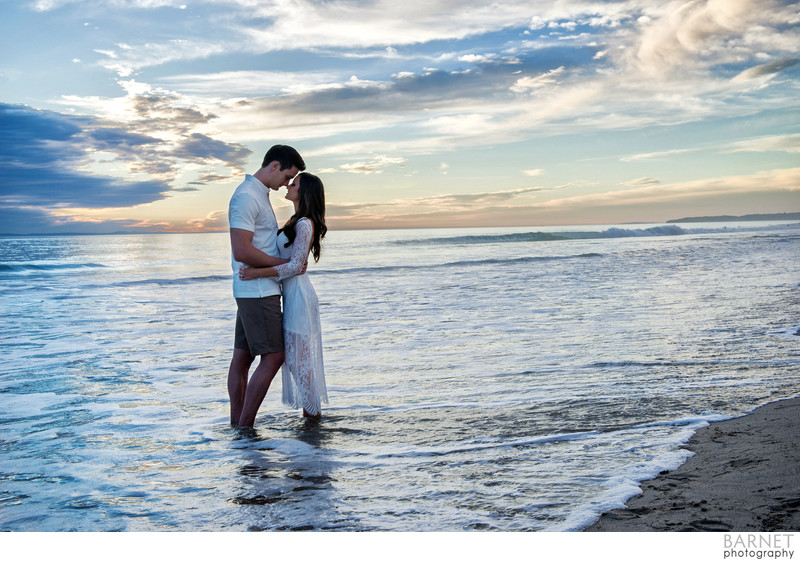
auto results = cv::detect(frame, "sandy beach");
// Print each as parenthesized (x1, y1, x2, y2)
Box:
(585, 396, 800, 531)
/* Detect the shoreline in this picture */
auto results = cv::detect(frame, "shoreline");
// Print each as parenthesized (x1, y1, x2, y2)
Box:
(584, 396, 800, 531)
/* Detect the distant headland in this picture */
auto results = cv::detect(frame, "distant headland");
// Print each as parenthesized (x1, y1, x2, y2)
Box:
(667, 212, 800, 223)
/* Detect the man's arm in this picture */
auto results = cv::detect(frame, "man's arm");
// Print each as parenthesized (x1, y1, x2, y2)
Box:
(230, 228, 288, 268)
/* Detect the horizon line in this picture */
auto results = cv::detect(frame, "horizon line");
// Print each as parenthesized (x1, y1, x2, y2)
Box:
(2, 212, 799, 237)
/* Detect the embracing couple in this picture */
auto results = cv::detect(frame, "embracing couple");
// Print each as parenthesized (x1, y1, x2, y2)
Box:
(227, 144, 328, 428)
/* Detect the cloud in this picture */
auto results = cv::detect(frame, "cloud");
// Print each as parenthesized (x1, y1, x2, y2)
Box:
(327, 167, 800, 229)
(156, 70, 347, 96)
(98, 39, 228, 78)
(178, 209, 229, 233)
(190, 1, 793, 158)
(190, 173, 236, 185)
(619, 148, 695, 162)
(510, 66, 565, 92)
(58, 80, 257, 176)
(236, 1, 544, 52)
(171, 133, 251, 168)
(78, 1, 634, 78)
(726, 133, 800, 154)
(459, 53, 499, 64)
(87, 127, 161, 153)
(415, 185, 565, 206)
(733, 58, 800, 81)
(626, 0, 797, 77)
(326, 185, 569, 224)
(127, 88, 217, 134)
(33, 0, 180, 10)
(75, 1, 545, 78)
(0, 101, 254, 233)
(620, 133, 800, 164)
(205, 48, 600, 149)
(0, 104, 172, 209)
(539, 168, 800, 219)
(0, 204, 161, 235)
(326, 202, 384, 217)
(318, 155, 407, 174)
(53, 1, 795, 164)
(623, 177, 661, 186)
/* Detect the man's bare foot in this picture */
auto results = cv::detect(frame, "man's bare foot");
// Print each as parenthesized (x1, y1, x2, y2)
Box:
(303, 409, 321, 420)
(233, 425, 257, 439)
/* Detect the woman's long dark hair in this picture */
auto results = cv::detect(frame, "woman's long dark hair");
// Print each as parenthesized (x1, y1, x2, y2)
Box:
(279, 172, 327, 262)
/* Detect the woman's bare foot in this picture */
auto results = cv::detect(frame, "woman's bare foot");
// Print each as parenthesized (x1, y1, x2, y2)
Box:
(303, 409, 321, 420)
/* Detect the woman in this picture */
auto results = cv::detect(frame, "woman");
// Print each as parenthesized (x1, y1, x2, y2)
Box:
(239, 172, 328, 419)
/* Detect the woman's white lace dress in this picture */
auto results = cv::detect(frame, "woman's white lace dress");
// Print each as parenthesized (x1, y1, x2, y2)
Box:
(274, 218, 328, 415)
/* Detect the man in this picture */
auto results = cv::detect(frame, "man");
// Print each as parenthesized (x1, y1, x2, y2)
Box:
(227, 144, 306, 427)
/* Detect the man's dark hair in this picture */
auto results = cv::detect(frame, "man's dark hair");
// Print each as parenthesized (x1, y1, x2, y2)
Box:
(262, 145, 306, 171)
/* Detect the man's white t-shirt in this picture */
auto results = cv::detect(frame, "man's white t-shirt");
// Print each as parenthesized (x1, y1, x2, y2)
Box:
(228, 174, 282, 298)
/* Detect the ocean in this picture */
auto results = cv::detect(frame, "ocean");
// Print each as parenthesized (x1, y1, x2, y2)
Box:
(1, 221, 799, 531)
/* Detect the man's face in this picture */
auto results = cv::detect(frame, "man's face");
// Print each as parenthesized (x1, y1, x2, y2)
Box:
(265, 162, 298, 191)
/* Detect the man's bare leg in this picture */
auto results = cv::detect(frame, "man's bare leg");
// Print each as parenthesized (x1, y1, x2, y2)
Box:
(238, 351, 285, 427)
(228, 348, 254, 425)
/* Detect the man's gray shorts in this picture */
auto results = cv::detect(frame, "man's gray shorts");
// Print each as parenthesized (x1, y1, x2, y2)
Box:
(234, 296, 284, 356)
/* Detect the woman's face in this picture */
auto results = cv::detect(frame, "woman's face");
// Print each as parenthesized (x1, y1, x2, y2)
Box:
(285, 177, 301, 203)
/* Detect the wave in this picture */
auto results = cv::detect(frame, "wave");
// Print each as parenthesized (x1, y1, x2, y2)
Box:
(316, 252, 604, 275)
(362, 413, 727, 462)
(394, 225, 689, 246)
(88, 274, 230, 289)
(587, 359, 800, 368)
(371, 431, 600, 459)
(84, 254, 601, 286)
(0, 262, 106, 273)
(394, 222, 800, 247)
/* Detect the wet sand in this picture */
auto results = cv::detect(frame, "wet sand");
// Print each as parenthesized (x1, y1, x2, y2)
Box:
(585, 396, 800, 532)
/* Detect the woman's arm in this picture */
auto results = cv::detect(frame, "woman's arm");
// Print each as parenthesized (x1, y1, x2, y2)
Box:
(238, 219, 312, 281)
(273, 219, 313, 281)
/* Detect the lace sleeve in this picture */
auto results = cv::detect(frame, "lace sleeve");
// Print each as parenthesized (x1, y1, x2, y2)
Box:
(274, 218, 312, 281)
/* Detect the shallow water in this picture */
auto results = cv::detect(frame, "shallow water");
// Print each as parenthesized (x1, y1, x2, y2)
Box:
(1, 222, 799, 531)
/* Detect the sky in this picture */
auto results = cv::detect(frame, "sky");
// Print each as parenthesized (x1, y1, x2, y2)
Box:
(1, 0, 798, 234)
